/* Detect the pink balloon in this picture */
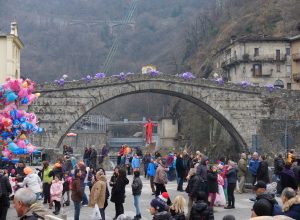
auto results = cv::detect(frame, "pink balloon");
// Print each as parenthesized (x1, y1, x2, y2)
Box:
(26, 113, 37, 124)
(16, 139, 26, 148)
(18, 88, 28, 98)
(7, 79, 21, 92)
(17, 110, 25, 119)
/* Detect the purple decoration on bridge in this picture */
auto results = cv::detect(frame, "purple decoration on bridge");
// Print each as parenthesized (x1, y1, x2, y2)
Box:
(215, 77, 224, 85)
(178, 72, 195, 80)
(82, 75, 93, 83)
(54, 78, 65, 86)
(146, 70, 160, 77)
(94, 73, 106, 79)
(240, 81, 251, 88)
(119, 72, 126, 81)
(265, 84, 274, 92)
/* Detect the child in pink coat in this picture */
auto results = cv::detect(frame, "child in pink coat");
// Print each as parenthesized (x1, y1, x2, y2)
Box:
(50, 175, 63, 215)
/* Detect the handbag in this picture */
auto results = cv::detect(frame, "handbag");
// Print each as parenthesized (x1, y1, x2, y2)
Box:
(91, 204, 102, 220)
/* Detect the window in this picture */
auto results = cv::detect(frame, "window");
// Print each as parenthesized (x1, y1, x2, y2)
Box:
(253, 64, 262, 77)
(276, 64, 281, 72)
(286, 65, 291, 76)
(254, 48, 259, 57)
(274, 80, 284, 88)
(276, 49, 281, 60)
(286, 48, 291, 56)
(287, 83, 291, 90)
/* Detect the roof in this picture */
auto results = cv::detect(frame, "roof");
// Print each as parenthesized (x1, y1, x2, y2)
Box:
(0, 33, 24, 48)
(289, 35, 300, 41)
(216, 35, 291, 54)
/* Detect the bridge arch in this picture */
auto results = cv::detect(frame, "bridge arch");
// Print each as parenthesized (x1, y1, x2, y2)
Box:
(32, 75, 267, 152)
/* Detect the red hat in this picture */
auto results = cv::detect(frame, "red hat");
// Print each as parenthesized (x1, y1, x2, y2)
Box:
(158, 192, 169, 203)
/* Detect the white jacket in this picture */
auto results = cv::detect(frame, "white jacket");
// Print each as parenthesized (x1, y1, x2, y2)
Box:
(22, 173, 42, 193)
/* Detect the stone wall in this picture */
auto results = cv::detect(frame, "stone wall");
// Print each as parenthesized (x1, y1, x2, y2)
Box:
(30, 74, 300, 156)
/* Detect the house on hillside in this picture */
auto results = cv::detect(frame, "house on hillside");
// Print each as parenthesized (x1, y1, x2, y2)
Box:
(213, 35, 300, 90)
(0, 22, 24, 83)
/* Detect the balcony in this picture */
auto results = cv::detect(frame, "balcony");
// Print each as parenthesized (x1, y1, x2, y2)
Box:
(220, 54, 287, 69)
(292, 53, 300, 62)
(293, 73, 300, 82)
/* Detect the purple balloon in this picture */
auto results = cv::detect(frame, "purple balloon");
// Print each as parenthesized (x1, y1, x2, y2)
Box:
(119, 72, 126, 81)
(147, 70, 160, 77)
(215, 77, 224, 85)
(240, 81, 251, 88)
(82, 75, 93, 83)
(94, 73, 106, 79)
(54, 78, 65, 86)
(178, 72, 195, 80)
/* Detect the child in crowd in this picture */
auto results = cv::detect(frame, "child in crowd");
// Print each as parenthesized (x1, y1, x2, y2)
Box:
(62, 172, 72, 206)
(207, 165, 218, 208)
(215, 164, 226, 207)
(170, 195, 186, 220)
(132, 170, 143, 220)
(50, 174, 63, 215)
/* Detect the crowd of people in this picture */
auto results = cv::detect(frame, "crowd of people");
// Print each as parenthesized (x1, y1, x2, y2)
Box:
(0, 147, 300, 220)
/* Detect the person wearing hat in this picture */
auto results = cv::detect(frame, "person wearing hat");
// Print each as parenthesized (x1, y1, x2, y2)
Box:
(154, 158, 172, 205)
(22, 167, 42, 200)
(48, 163, 63, 180)
(252, 181, 282, 216)
(149, 198, 173, 220)
(0, 169, 12, 220)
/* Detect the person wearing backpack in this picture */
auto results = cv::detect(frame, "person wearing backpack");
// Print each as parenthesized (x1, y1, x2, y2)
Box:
(0, 169, 12, 220)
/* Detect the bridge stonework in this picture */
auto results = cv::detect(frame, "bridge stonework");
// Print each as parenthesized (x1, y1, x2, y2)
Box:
(30, 74, 300, 153)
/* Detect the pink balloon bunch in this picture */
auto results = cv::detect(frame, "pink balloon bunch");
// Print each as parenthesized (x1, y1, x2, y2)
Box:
(0, 77, 43, 158)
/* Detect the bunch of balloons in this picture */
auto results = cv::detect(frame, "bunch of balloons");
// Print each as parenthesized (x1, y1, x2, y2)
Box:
(0, 77, 43, 159)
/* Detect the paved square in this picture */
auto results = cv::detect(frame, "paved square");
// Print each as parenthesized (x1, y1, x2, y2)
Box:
(7, 171, 256, 220)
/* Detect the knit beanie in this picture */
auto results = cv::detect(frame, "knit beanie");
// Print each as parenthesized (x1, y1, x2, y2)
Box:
(24, 167, 32, 175)
(150, 198, 166, 212)
(158, 192, 169, 203)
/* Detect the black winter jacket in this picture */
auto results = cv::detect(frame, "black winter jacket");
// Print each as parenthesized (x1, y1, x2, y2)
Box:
(153, 211, 175, 220)
(207, 171, 218, 193)
(132, 176, 143, 196)
(111, 176, 129, 203)
(170, 209, 185, 220)
(186, 174, 204, 198)
(0, 174, 12, 196)
(274, 157, 285, 175)
(190, 200, 214, 220)
(226, 168, 237, 184)
(257, 160, 270, 184)
(176, 157, 185, 178)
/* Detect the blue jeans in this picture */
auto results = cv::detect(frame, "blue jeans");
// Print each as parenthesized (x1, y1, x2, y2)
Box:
(133, 195, 141, 215)
(73, 201, 81, 220)
(82, 183, 88, 205)
(167, 167, 173, 181)
(177, 177, 184, 191)
(84, 159, 90, 166)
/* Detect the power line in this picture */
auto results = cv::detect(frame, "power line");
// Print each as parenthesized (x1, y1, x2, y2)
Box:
(102, 0, 138, 73)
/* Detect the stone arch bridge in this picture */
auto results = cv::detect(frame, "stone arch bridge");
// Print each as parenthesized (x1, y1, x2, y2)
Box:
(30, 74, 300, 152)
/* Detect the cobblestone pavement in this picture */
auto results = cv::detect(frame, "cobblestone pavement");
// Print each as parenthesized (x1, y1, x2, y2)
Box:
(7, 171, 261, 220)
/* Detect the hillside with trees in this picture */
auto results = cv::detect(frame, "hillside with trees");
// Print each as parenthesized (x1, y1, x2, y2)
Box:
(1, 0, 299, 158)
